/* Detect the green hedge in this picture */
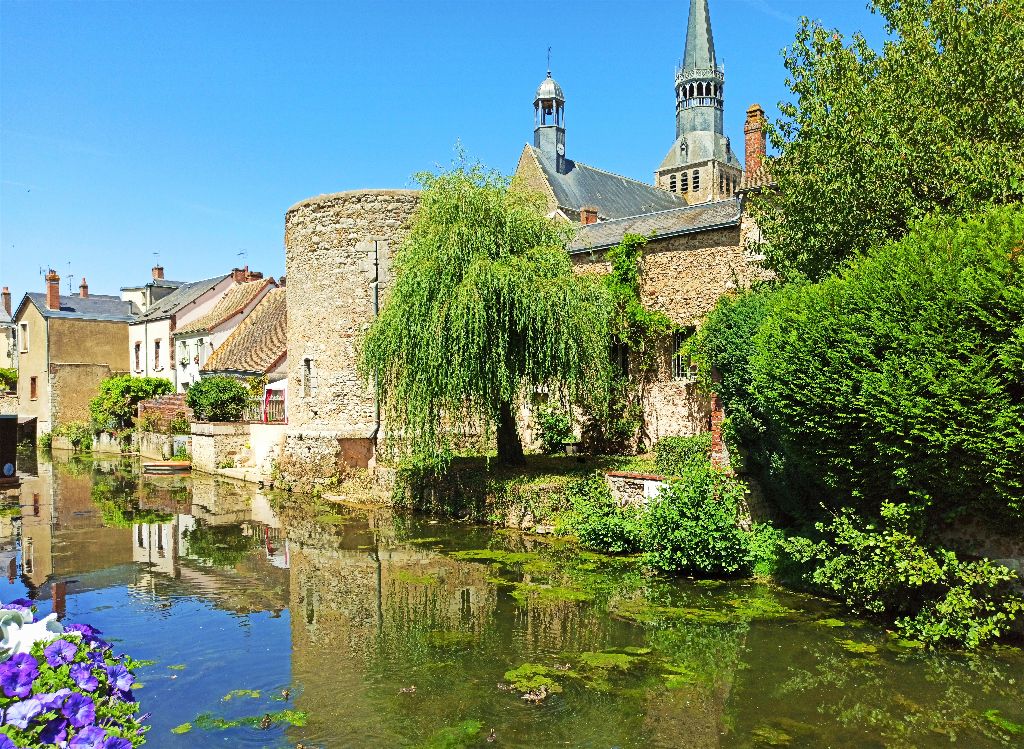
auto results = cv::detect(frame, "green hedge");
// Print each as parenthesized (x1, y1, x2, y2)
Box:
(654, 434, 711, 477)
(186, 376, 250, 422)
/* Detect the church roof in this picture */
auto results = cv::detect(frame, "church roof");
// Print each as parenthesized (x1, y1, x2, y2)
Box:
(202, 287, 286, 376)
(527, 146, 686, 220)
(683, 0, 718, 73)
(568, 198, 741, 254)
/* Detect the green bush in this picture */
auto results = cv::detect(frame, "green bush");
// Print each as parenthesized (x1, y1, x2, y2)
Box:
(0, 367, 16, 391)
(784, 502, 1024, 648)
(168, 411, 191, 435)
(644, 462, 752, 577)
(535, 403, 574, 453)
(752, 206, 1024, 526)
(186, 376, 250, 422)
(90, 375, 173, 432)
(560, 474, 644, 554)
(654, 433, 712, 476)
(52, 421, 94, 452)
(38, 431, 53, 450)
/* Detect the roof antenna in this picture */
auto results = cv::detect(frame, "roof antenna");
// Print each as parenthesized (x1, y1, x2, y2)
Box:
(67, 260, 72, 294)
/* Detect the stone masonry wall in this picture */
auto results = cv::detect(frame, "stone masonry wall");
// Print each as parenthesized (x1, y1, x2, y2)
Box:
(281, 189, 420, 491)
(137, 394, 193, 431)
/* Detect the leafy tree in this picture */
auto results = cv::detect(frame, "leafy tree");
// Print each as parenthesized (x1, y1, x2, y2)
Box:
(359, 163, 610, 465)
(752, 206, 1024, 525)
(753, 0, 1024, 281)
(186, 376, 250, 422)
(0, 367, 16, 391)
(89, 375, 173, 431)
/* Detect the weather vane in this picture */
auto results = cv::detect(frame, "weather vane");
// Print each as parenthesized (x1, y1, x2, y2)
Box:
(547, 46, 552, 75)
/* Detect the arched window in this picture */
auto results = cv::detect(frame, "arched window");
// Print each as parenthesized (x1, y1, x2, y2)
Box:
(680, 171, 689, 192)
(692, 169, 701, 191)
(669, 174, 677, 192)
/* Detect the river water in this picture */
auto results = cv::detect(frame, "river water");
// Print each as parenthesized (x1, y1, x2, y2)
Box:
(1, 452, 1021, 748)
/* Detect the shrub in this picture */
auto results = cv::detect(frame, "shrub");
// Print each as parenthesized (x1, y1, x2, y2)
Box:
(783, 503, 1024, 648)
(654, 433, 711, 477)
(52, 422, 94, 453)
(90, 375, 173, 432)
(560, 474, 644, 554)
(644, 462, 751, 577)
(535, 404, 573, 454)
(0, 368, 16, 391)
(167, 412, 190, 435)
(185, 377, 250, 422)
(752, 206, 1024, 526)
(38, 432, 53, 450)
(0, 599, 148, 747)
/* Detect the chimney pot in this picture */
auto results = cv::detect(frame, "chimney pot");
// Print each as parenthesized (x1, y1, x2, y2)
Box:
(79, 277, 89, 298)
(580, 206, 599, 225)
(744, 103, 767, 178)
(1, 287, 10, 316)
(152, 265, 165, 280)
(45, 270, 61, 311)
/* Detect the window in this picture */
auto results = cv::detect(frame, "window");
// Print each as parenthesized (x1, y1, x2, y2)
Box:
(692, 169, 700, 191)
(19, 323, 28, 353)
(30, 376, 37, 400)
(720, 173, 725, 195)
(134, 342, 141, 372)
(153, 339, 161, 369)
(610, 341, 629, 379)
(680, 172, 689, 192)
(669, 174, 677, 193)
(672, 329, 697, 381)
(302, 357, 316, 397)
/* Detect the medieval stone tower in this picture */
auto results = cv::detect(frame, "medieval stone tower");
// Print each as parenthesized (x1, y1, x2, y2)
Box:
(655, 0, 742, 204)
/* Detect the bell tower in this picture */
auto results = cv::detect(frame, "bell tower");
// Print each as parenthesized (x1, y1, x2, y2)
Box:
(655, 0, 742, 204)
(534, 68, 567, 175)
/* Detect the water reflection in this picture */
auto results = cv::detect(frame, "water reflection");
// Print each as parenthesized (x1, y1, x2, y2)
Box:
(0, 453, 1020, 748)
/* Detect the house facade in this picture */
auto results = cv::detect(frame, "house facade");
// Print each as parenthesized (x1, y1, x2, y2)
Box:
(1, 288, 15, 371)
(13, 271, 134, 436)
(173, 272, 276, 391)
(128, 270, 232, 388)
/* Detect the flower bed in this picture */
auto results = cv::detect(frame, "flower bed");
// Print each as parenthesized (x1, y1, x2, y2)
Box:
(0, 599, 148, 747)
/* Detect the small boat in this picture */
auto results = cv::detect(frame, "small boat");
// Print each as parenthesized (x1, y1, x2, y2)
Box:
(142, 461, 191, 475)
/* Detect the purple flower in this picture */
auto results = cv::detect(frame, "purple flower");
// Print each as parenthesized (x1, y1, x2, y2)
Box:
(69, 726, 109, 749)
(45, 638, 78, 667)
(65, 623, 105, 647)
(39, 716, 69, 745)
(70, 662, 99, 691)
(104, 664, 133, 693)
(37, 687, 72, 710)
(0, 598, 33, 614)
(0, 733, 15, 749)
(103, 737, 132, 749)
(62, 692, 96, 728)
(0, 652, 39, 697)
(5, 696, 43, 728)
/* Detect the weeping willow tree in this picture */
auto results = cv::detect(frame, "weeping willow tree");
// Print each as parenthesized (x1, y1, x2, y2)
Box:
(358, 164, 611, 465)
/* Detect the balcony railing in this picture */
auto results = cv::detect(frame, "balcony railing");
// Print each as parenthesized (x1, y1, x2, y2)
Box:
(244, 393, 286, 424)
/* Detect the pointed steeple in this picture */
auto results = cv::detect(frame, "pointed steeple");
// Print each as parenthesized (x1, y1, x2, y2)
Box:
(683, 0, 717, 72)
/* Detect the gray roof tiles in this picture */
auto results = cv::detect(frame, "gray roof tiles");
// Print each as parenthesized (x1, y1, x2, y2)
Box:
(137, 274, 231, 321)
(530, 147, 687, 220)
(568, 198, 741, 254)
(24, 293, 136, 322)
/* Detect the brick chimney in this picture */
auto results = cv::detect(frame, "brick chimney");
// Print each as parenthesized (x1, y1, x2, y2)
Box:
(1, 287, 10, 315)
(45, 270, 61, 311)
(744, 104, 767, 176)
(580, 206, 599, 225)
(152, 265, 164, 280)
(232, 266, 247, 284)
(79, 277, 89, 298)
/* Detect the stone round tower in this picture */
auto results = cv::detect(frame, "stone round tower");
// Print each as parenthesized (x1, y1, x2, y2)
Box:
(281, 189, 420, 490)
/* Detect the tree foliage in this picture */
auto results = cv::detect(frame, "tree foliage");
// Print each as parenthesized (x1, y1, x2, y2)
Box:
(89, 375, 173, 432)
(753, 0, 1024, 281)
(185, 376, 250, 422)
(359, 163, 611, 465)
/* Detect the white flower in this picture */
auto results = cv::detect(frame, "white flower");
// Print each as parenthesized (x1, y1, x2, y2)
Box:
(0, 608, 64, 661)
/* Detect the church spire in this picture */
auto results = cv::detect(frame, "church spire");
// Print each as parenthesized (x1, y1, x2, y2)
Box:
(683, 0, 717, 72)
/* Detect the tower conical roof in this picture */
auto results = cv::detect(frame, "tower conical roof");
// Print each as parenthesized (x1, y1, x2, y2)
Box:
(682, 0, 717, 72)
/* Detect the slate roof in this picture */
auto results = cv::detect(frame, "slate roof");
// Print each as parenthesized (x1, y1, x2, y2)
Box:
(202, 287, 286, 375)
(568, 198, 742, 254)
(528, 146, 687, 220)
(0, 307, 10, 325)
(136, 274, 230, 322)
(683, 0, 718, 72)
(738, 162, 775, 192)
(20, 293, 136, 322)
(174, 278, 274, 336)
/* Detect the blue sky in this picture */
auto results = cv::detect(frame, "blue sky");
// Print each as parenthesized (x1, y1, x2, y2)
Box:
(0, 1, 886, 301)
